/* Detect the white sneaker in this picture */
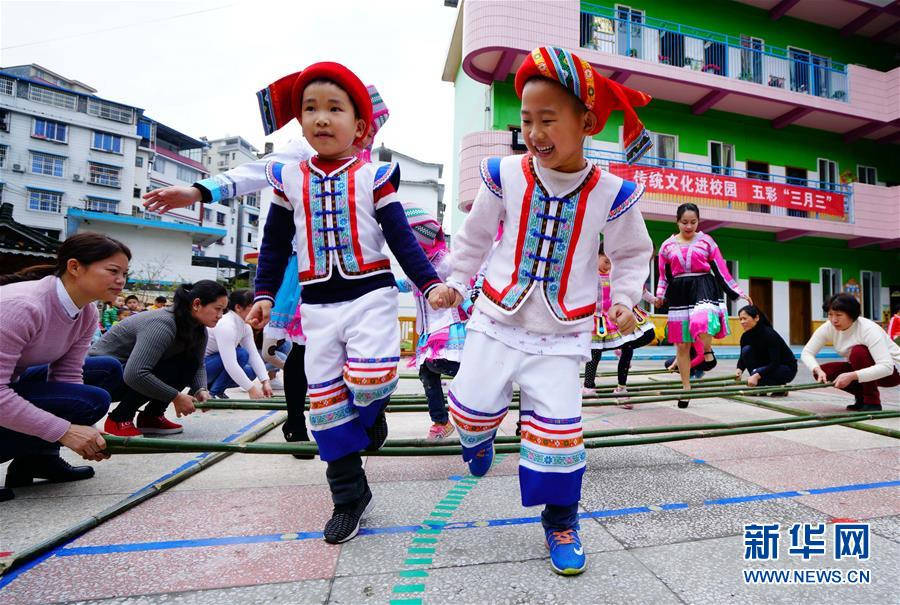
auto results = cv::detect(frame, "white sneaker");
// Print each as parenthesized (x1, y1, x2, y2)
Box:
(614, 385, 632, 409)
(269, 375, 285, 390)
(581, 386, 596, 396)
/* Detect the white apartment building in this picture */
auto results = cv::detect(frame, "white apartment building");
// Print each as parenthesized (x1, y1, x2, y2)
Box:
(0, 64, 223, 284)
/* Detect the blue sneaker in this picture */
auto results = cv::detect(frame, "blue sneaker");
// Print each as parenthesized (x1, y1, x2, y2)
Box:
(545, 527, 586, 575)
(467, 444, 494, 477)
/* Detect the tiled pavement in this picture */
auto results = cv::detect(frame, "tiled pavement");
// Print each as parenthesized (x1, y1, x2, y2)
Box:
(0, 361, 897, 604)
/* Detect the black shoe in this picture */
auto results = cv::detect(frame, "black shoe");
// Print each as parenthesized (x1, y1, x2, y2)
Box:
(211, 392, 230, 399)
(677, 399, 690, 409)
(769, 390, 789, 397)
(365, 412, 388, 452)
(701, 351, 717, 371)
(846, 403, 882, 412)
(0, 487, 13, 502)
(323, 487, 373, 544)
(5, 455, 95, 488)
(515, 419, 521, 437)
(284, 428, 315, 460)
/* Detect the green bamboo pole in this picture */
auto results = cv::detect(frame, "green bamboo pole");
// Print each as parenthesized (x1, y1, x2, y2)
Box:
(0, 412, 288, 577)
(101, 411, 899, 457)
(727, 395, 900, 439)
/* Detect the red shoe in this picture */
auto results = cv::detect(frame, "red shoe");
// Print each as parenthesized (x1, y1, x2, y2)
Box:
(136, 412, 183, 435)
(103, 417, 143, 437)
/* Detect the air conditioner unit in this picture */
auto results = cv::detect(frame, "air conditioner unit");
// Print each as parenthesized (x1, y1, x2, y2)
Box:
(12, 163, 24, 173)
(73, 174, 83, 182)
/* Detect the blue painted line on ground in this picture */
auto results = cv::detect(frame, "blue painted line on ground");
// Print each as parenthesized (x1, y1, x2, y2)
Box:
(693, 459, 706, 464)
(44, 479, 899, 560)
(0, 410, 281, 591)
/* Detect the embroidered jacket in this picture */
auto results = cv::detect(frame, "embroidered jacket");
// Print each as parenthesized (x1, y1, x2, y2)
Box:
(254, 157, 440, 304)
(656, 231, 744, 300)
(449, 154, 652, 325)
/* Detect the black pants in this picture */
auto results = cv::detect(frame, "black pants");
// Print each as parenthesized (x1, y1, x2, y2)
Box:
(418, 358, 460, 424)
(739, 346, 798, 386)
(108, 352, 199, 422)
(584, 329, 655, 387)
(282, 344, 309, 439)
(326, 451, 367, 507)
(584, 350, 603, 388)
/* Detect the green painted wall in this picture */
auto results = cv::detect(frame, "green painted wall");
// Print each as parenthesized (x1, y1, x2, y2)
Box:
(646, 221, 900, 286)
(491, 83, 900, 182)
(581, 0, 899, 71)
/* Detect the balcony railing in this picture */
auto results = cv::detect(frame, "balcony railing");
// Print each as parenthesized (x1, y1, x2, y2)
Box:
(583, 147, 853, 223)
(580, 3, 849, 102)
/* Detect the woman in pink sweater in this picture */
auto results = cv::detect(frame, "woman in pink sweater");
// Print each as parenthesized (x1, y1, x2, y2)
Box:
(0, 232, 131, 502)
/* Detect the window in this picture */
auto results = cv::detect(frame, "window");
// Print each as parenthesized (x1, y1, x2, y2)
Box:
(0, 145, 6, 168)
(820, 268, 842, 306)
(740, 36, 765, 84)
(28, 189, 62, 213)
(246, 193, 259, 208)
(857, 165, 877, 185)
(133, 187, 141, 198)
(177, 164, 198, 182)
(154, 157, 167, 174)
(861, 271, 882, 321)
(0, 77, 13, 96)
(248, 213, 259, 227)
(28, 85, 77, 111)
(615, 5, 644, 59)
(204, 208, 213, 221)
(709, 141, 734, 175)
(216, 212, 226, 225)
(32, 118, 68, 143)
(88, 163, 121, 188)
(786, 167, 809, 218)
(87, 99, 134, 124)
(85, 197, 118, 213)
(649, 132, 676, 167)
(247, 232, 252, 243)
(818, 158, 838, 191)
(30, 152, 65, 177)
(135, 156, 143, 167)
(92, 132, 122, 154)
(725, 260, 740, 315)
(0, 109, 9, 132)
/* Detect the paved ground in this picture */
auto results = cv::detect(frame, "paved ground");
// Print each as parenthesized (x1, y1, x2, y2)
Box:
(0, 357, 897, 605)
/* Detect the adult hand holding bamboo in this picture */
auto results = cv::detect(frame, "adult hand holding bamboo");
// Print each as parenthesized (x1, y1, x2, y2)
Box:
(59, 425, 109, 461)
(173, 392, 197, 417)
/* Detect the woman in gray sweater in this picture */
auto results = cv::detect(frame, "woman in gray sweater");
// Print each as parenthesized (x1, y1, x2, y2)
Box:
(90, 280, 227, 436)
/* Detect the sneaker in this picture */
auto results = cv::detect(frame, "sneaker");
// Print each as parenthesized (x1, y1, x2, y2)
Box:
(846, 403, 882, 412)
(323, 487, 373, 544)
(613, 386, 632, 409)
(581, 386, 596, 396)
(365, 412, 388, 451)
(103, 417, 143, 437)
(136, 412, 183, 435)
(467, 443, 494, 477)
(427, 422, 455, 441)
(211, 392, 230, 400)
(545, 527, 587, 576)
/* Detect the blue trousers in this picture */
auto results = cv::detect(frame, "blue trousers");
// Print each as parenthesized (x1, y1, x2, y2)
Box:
(0, 356, 122, 461)
(205, 348, 254, 395)
(418, 358, 459, 424)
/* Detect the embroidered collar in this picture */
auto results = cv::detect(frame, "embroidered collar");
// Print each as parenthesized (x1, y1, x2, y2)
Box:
(308, 156, 358, 178)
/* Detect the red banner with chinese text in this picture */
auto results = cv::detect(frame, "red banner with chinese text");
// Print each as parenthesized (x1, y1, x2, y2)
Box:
(608, 163, 845, 217)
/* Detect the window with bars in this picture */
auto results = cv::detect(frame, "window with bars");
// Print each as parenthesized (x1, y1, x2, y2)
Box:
(85, 197, 119, 213)
(88, 163, 121, 188)
(28, 85, 77, 111)
(28, 189, 62, 213)
(0, 77, 13, 96)
(32, 118, 68, 143)
(30, 152, 65, 177)
(92, 132, 122, 154)
(87, 99, 134, 124)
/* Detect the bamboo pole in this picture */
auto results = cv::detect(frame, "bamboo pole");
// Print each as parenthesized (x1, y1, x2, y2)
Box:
(101, 411, 899, 457)
(727, 395, 900, 439)
(0, 412, 288, 577)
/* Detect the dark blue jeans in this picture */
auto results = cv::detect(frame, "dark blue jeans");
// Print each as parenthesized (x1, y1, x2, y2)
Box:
(0, 356, 121, 461)
(205, 348, 253, 395)
(418, 358, 460, 424)
(542, 502, 580, 531)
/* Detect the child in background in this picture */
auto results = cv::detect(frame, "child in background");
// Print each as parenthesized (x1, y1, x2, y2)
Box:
(247, 63, 442, 544)
(429, 46, 653, 575)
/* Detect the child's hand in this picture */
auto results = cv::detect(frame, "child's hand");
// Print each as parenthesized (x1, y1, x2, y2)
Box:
(246, 300, 272, 329)
(428, 285, 462, 310)
(609, 303, 636, 335)
(143, 186, 202, 214)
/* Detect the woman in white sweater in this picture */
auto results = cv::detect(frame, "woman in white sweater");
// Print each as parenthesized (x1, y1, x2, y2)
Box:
(205, 290, 272, 399)
(802, 293, 900, 411)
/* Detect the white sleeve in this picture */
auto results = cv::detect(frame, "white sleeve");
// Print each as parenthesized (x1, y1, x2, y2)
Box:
(856, 321, 895, 383)
(801, 321, 831, 372)
(602, 205, 653, 309)
(214, 319, 255, 391)
(448, 183, 505, 295)
(240, 324, 270, 382)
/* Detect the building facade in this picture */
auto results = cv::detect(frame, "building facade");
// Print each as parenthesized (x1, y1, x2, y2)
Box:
(444, 0, 900, 344)
(0, 64, 224, 284)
